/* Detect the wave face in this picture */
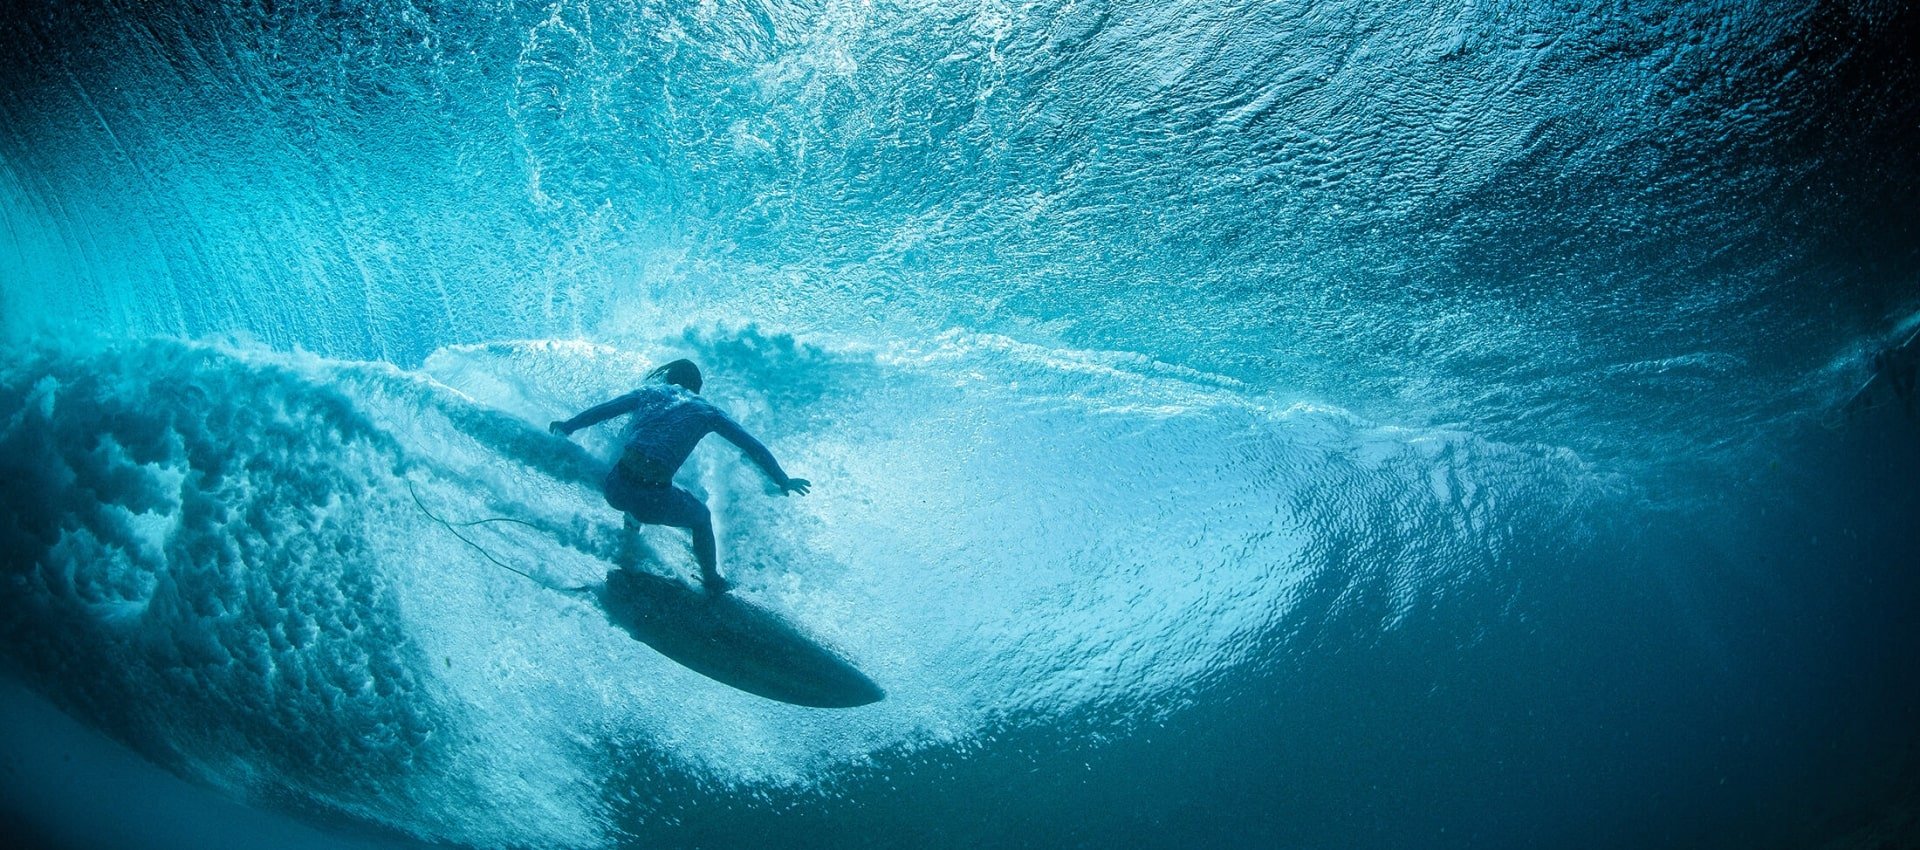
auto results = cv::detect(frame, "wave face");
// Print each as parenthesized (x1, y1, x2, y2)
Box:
(3, 0, 1914, 466)
(3, 1, 1919, 849)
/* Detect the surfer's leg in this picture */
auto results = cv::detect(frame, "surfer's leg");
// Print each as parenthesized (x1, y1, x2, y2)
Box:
(689, 517, 718, 578)
(622, 507, 715, 580)
(606, 478, 724, 586)
(653, 487, 721, 587)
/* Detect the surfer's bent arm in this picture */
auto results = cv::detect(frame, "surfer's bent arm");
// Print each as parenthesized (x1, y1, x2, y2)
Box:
(550, 392, 640, 436)
(710, 413, 803, 492)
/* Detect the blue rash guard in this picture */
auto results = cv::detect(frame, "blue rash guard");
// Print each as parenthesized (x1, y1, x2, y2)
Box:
(554, 379, 797, 587)
(555, 382, 792, 490)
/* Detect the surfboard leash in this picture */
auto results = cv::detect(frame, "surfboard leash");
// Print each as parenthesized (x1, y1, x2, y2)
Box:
(405, 479, 590, 593)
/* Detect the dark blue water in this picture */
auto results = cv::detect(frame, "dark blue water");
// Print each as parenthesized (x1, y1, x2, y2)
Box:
(3, 1, 1917, 848)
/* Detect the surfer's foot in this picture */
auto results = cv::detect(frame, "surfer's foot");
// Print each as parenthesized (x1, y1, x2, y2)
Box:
(701, 573, 734, 594)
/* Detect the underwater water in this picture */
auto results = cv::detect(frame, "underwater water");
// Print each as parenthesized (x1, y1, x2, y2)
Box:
(2, 0, 1918, 847)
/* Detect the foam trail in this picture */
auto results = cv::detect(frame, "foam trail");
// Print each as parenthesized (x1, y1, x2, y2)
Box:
(1, 332, 1599, 846)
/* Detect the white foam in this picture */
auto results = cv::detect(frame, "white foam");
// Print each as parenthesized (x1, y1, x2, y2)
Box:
(0, 334, 1592, 846)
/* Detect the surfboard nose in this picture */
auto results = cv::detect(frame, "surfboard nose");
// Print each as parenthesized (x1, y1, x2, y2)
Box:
(807, 672, 885, 709)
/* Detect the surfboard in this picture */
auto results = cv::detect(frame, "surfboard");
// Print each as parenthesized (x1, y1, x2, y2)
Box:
(594, 569, 885, 708)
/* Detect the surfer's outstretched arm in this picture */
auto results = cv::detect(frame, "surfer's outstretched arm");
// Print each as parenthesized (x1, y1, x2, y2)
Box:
(712, 415, 811, 495)
(550, 392, 640, 437)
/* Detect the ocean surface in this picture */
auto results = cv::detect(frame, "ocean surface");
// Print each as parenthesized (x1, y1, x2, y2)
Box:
(2, 1, 1917, 848)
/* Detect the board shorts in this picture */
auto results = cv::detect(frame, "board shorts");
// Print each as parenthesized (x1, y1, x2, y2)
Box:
(603, 464, 708, 530)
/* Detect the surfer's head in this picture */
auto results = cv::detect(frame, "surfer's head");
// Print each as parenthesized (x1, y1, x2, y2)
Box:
(647, 358, 703, 393)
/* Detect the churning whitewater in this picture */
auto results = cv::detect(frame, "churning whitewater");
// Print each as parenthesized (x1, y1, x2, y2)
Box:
(2, 0, 1916, 848)
(0, 330, 1596, 847)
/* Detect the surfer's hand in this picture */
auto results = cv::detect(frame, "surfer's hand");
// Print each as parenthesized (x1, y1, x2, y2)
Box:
(781, 477, 811, 496)
(548, 421, 571, 438)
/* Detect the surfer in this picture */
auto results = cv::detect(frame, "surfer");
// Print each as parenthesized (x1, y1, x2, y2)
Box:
(549, 359, 810, 592)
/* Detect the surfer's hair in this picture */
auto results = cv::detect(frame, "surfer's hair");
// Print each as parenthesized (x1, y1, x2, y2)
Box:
(647, 358, 703, 393)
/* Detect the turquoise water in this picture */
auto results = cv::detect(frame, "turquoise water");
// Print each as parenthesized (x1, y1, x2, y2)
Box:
(2, 1, 1917, 848)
